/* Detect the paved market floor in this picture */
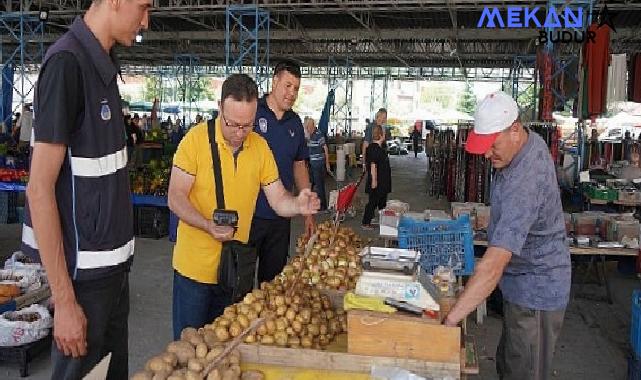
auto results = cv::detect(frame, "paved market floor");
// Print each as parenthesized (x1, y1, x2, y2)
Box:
(0, 154, 636, 379)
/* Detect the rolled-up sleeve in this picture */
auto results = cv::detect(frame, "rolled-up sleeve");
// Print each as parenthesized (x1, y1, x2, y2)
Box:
(488, 172, 541, 256)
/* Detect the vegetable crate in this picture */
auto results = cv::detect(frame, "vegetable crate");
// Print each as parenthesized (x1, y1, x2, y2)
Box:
(134, 206, 169, 239)
(631, 290, 641, 359)
(397, 214, 474, 276)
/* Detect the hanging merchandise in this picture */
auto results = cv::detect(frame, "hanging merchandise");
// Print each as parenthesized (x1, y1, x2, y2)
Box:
(629, 54, 641, 103)
(428, 121, 491, 204)
(583, 22, 611, 119)
(538, 50, 554, 121)
(607, 54, 627, 107)
(527, 122, 560, 164)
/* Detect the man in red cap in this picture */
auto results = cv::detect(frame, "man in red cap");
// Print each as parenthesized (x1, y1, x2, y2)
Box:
(445, 91, 570, 380)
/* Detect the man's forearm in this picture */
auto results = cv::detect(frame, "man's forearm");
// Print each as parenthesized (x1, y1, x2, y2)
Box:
(168, 193, 208, 231)
(27, 184, 75, 306)
(447, 259, 503, 324)
(271, 191, 301, 218)
(293, 162, 311, 192)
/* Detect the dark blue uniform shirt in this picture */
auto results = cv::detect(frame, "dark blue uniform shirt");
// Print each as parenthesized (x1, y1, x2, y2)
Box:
(253, 95, 309, 220)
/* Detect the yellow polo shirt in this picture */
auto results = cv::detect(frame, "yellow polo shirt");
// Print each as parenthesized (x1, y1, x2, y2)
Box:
(172, 119, 279, 284)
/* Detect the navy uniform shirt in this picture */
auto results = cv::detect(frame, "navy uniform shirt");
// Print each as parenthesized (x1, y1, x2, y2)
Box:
(253, 95, 309, 220)
(488, 131, 571, 311)
(22, 17, 133, 281)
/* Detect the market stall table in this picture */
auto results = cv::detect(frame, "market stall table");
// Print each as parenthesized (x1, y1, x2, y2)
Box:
(474, 240, 638, 304)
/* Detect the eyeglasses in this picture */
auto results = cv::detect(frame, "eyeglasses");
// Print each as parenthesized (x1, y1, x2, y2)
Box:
(221, 113, 254, 132)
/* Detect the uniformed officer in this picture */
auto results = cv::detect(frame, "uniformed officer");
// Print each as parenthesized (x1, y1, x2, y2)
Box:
(23, 0, 151, 378)
(251, 60, 314, 284)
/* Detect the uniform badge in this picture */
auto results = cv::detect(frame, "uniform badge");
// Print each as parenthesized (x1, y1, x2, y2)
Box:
(258, 118, 268, 133)
(100, 99, 111, 121)
(289, 130, 295, 138)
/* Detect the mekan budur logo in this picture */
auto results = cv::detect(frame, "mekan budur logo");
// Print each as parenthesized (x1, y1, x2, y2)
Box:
(477, 4, 616, 45)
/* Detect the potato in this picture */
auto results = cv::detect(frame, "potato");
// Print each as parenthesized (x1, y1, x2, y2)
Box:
(167, 341, 196, 365)
(285, 308, 296, 322)
(287, 336, 301, 348)
(307, 324, 320, 337)
(221, 368, 238, 380)
(274, 331, 288, 347)
(181, 327, 199, 342)
(229, 322, 242, 338)
(185, 370, 204, 380)
(146, 356, 170, 372)
(260, 335, 274, 345)
(214, 327, 230, 342)
(131, 371, 154, 380)
(188, 334, 205, 346)
(251, 302, 263, 314)
(206, 346, 224, 362)
(275, 305, 287, 317)
(217, 317, 231, 328)
(207, 369, 222, 380)
(153, 370, 172, 380)
(301, 336, 313, 348)
(243, 333, 257, 343)
(161, 352, 178, 367)
(252, 289, 265, 300)
(202, 330, 219, 349)
(237, 304, 251, 316)
(194, 343, 208, 359)
(241, 370, 265, 380)
(243, 293, 255, 305)
(246, 310, 259, 321)
(236, 314, 250, 329)
(274, 318, 286, 331)
(291, 320, 303, 333)
(187, 358, 204, 372)
(223, 308, 236, 320)
(256, 323, 268, 336)
(274, 295, 285, 306)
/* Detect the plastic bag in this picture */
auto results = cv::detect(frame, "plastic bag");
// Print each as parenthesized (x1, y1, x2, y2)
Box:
(371, 366, 457, 380)
(0, 304, 52, 346)
(4, 251, 42, 272)
(0, 268, 40, 292)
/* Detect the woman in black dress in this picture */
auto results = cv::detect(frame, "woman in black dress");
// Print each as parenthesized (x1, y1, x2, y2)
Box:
(362, 125, 392, 229)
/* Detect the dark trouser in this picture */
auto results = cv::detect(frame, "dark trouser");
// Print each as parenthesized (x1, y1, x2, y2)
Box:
(413, 141, 419, 157)
(362, 190, 388, 225)
(496, 301, 566, 380)
(51, 272, 129, 380)
(172, 270, 232, 340)
(310, 160, 328, 211)
(250, 217, 291, 284)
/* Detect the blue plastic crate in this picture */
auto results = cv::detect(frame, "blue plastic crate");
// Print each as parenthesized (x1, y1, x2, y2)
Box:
(632, 290, 641, 359)
(398, 214, 474, 276)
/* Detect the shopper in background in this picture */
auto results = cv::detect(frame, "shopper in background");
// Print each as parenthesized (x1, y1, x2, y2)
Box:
(445, 91, 570, 380)
(168, 74, 319, 339)
(251, 59, 314, 284)
(22, 0, 151, 378)
(362, 108, 388, 170)
(305, 117, 331, 212)
(410, 125, 421, 158)
(362, 125, 391, 229)
(17, 104, 33, 149)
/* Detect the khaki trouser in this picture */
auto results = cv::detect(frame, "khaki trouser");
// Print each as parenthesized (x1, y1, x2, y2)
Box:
(496, 301, 566, 380)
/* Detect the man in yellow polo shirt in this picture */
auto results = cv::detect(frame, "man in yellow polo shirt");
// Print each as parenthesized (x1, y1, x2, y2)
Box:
(168, 74, 319, 339)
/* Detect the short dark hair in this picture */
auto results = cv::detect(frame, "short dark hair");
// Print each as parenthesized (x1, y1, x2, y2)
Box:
(377, 108, 387, 115)
(221, 74, 258, 103)
(273, 59, 301, 79)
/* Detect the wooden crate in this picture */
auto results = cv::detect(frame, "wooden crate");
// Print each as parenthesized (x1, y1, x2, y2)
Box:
(238, 342, 460, 379)
(347, 309, 460, 364)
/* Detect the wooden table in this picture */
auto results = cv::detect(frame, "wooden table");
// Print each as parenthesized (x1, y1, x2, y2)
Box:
(474, 240, 637, 303)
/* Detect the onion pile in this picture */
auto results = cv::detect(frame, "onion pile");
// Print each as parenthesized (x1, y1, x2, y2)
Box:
(289, 221, 364, 291)
(204, 281, 347, 350)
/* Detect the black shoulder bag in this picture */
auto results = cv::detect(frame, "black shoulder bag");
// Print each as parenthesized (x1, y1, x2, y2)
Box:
(207, 119, 257, 302)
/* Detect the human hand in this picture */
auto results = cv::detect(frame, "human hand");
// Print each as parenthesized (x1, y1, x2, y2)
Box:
(296, 188, 321, 215)
(325, 164, 331, 174)
(371, 181, 377, 189)
(53, 300, 87, 358)
(206, 220, 235, 242)
(304, 215, 316, 238)
(443, 313, 459, 327)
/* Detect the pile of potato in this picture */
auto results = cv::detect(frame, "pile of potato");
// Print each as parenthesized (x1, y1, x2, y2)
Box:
(204, 280, 347, 350)
(290, 221, 364, 291)
(131, 327, 263, 380)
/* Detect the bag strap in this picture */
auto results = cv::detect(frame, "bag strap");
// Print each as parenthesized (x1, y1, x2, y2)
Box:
(208, 119, 225, 210)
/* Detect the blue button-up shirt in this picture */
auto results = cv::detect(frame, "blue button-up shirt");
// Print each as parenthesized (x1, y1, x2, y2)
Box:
(488, 131, 571, 311)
